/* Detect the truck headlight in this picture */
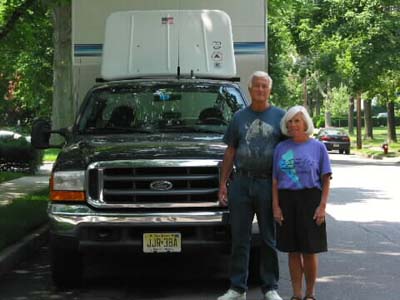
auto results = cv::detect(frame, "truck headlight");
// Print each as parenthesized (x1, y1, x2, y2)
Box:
(50, 171, 86, 202)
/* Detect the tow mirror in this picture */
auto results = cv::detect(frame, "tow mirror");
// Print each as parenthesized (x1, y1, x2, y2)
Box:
(31, 119, 68, 149)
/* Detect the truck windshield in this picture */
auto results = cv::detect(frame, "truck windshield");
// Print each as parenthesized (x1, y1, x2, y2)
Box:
(77, 82, 247, 134)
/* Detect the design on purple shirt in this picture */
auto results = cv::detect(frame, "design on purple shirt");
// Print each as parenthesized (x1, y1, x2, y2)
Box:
(279, 149, 303, 188)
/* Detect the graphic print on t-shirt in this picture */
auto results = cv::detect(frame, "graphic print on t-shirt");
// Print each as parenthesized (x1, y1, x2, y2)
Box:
(245, 119, 274, 157)
(236, 119, 276, 172)
(279, 149, 303, 188)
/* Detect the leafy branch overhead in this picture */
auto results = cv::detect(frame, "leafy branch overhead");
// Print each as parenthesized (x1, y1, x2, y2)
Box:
(0, 0, 36, 40)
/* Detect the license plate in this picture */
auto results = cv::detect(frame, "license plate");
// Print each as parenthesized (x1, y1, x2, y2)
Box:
(333, 143, 339, 147)
(143, 232, 181, 253)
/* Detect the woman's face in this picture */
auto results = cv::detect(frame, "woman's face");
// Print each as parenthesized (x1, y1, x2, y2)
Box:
(287, 112, 307, 138)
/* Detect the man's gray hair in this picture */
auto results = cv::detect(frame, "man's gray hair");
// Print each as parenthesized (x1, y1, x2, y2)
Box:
(280, 105, 315, 136)
(247, 71, 273, 89)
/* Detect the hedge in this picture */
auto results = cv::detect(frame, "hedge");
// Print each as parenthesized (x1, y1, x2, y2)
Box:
(0, 135, 43, 173)
(313, 116, 400, 128)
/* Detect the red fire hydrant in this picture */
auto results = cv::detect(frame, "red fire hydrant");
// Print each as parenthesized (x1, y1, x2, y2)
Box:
(382, 143, 389, 154)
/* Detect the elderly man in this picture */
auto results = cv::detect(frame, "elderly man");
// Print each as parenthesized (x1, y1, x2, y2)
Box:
(218, 71, 285, 300)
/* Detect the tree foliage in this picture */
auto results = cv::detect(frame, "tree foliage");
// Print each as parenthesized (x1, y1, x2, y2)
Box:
(0, 0, 53, 128)
(0, 0, 399, 139)
(273, 0, 399, 140)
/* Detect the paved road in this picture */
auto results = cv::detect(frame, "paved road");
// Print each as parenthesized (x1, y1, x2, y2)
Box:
(0, 154, 399, 300)
(318, 153, 400, 300)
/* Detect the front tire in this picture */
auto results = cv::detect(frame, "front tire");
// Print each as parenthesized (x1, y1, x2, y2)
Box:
(51, 239, 83, 288)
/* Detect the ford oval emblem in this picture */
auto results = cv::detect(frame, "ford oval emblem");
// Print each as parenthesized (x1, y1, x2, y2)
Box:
(150, 180, 173, 191)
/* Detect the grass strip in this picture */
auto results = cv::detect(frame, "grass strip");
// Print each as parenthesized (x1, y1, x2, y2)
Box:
(0, 172, 27, 184)
(0, 188, 49, 251)
(349, 126, 400, 158)
(43, 149, 60, 162)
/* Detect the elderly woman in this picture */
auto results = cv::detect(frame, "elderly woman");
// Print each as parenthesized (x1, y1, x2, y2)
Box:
(272, 105, 332, 300)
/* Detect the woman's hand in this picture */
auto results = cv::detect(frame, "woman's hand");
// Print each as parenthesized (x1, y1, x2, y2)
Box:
(273, 205, 284, 226)
(313, 205, 326, 226)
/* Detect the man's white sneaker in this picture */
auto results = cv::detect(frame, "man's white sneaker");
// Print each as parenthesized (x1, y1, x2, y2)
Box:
(217, 289, 246, 300)
(264, 290, 283, 300)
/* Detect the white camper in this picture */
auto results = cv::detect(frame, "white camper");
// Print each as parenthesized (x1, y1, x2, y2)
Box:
(72, 0, 267, 105)
(101, 10, 236, 80)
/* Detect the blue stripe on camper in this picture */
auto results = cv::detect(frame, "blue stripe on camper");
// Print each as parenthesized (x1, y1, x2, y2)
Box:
(74, 42, 265, 57)
(234, 42, 265, 55)
(74, 44, 103, 57)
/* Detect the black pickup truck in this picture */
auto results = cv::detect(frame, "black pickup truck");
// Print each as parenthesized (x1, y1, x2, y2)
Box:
(32, 77, 256, 287)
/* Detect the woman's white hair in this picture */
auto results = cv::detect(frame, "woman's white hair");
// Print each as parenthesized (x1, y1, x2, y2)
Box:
(247, 71, 273, 89)
(280, 105, 315, 136)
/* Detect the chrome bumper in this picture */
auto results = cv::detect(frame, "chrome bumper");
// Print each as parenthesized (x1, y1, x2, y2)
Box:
(48, 203, 229, 237)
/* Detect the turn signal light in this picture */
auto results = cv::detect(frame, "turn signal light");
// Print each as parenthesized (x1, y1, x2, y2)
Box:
(50, 190, 86, 202)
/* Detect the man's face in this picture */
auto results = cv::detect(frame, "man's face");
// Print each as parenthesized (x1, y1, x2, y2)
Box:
(248, 76, 271, 104)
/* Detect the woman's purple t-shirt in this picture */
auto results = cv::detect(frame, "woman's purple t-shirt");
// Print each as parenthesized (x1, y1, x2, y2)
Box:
(273, 138, 332, 190)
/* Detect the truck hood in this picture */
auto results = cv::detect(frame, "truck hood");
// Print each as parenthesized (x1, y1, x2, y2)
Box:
(54, 133, 227, 171)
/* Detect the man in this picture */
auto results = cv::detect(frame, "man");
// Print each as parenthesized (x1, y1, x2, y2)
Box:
(218, 71, 285, 300)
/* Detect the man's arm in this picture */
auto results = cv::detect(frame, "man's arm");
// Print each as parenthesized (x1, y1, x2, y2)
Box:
(272, 178, 283, 225)
(218, 145, 236, 206)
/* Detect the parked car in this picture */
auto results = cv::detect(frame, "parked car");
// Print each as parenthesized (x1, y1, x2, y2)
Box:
(0, 129, 39, 172)
(0, 129, 24, 140)
(376, 112, 388, 119)
(316, 128, 351, 154)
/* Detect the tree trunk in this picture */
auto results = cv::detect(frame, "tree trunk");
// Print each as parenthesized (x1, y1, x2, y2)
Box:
(387, 101, 397, 142)
(363, 99, 373, 139)
(348, 96, 354, 134)
(356, 92, 362, 149)
(303, 76, 308, 109)
(51, 2, 73, 134)
(315, 92, 321, 117)
(324, 80, 332, 127)
(324, 110, 332, 128)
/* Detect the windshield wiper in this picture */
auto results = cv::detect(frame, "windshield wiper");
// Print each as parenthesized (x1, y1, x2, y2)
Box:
(158, 125, 224, 134)
(82, 127, 152, 134)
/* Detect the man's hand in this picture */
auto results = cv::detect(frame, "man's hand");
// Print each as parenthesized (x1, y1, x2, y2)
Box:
(218, 184, 228, 206)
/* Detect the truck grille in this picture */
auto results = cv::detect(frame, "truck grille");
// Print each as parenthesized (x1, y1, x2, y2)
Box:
(87, 160, 221, 208)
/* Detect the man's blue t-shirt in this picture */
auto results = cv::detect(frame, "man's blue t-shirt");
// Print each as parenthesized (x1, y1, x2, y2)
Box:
(223, 106, 285, 174)
(273, 138, 332, 190)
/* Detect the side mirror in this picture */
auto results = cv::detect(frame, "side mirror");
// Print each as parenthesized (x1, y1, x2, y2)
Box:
(31, 119, 67, 149)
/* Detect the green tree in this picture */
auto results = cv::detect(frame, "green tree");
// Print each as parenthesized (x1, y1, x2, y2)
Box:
(284, 0, 400, 148)
(268, 0, 298, 108)
(0, 0, 53, 128)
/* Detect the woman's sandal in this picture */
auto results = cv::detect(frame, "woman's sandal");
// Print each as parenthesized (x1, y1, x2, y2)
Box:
(290, 297, 302, 300)
(303, 296, 316, 300)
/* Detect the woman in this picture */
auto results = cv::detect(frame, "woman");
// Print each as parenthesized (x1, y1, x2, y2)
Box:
(272, 105, 332, 300)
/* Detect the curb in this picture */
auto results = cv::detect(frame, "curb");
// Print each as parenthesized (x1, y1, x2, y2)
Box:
(0, 223, 49, 277)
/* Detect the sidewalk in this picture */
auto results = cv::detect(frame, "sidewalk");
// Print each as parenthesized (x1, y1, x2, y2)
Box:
(0, 164, 51, 206)
(0, 163, 52, 277)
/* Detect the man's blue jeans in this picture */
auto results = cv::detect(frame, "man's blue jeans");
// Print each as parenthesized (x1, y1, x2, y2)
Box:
(228, 175, 279, 293)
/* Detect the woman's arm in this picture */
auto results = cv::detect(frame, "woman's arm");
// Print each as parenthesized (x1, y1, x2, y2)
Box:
(314, 173, 331, 225)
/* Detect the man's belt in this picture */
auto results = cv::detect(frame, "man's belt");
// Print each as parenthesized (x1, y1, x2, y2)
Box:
(235, 169, 272, 179)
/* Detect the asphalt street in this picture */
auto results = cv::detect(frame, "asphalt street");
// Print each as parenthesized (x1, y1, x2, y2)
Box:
(0, 154, 399, 300)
